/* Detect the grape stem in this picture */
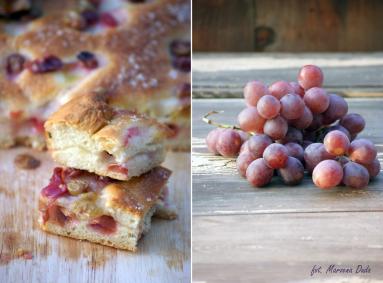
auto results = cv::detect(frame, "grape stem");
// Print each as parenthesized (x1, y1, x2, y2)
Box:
(202, 110, 249, 132)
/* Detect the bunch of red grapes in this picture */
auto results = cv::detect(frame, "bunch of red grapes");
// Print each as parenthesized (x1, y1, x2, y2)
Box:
(205, 65, 380, 189)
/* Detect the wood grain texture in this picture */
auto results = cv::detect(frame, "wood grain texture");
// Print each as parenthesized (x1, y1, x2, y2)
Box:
(192, 53, 383, 98)
(0, 149, 190, 283)
(193, 0, 383, 52)
(192, 0, 255, 52)
(193, 213, 383, 283)
(192, 98, 383, 282)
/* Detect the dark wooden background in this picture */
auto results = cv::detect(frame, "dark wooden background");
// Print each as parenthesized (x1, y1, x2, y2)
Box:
(193, 0, 383, 52)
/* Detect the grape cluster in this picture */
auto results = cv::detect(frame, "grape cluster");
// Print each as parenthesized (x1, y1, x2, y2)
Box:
(205, 65, 381, 189)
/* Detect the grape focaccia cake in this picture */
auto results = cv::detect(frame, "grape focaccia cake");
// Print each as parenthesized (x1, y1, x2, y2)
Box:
(45, 92, 169, 181)
(39, 166, 173, 251)
(0, 0, 190, 150)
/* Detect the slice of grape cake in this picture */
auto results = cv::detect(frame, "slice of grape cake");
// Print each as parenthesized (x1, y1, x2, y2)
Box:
(44, 92, 170, 181)
(38, 166, 173, 251)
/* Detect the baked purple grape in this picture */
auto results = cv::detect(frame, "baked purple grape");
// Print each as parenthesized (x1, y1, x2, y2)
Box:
(289, 106, 313, 130)
(285, 142, 304, 162)
(322, 94, 348, 125)
(342, 161, 370, 189)
(246, 158, 274, 187)
(216, 129, 242, 157)
(323, 130, 350, 156)
(348, 138, 377, 165)
(280, 93, 305, 120)
(244, 81, 269, 107)
(363, 159, 381, 180)
(263, 116, 288, 140)
(304, 87, 329, 114)
(6, 53, 26, 76)
(278, 157, 304, 185)
(339, 113, 365, 135)
(28, 55, 63, 73)
(237, 107, 266, 133)
(304, 143, 335, 173)
(77, 51, 98, 69)
(247, 134, 273, 158)
(263, 143, 289, 169)
(257, 95, 281, 119)
(236, 152, 257, 177)
(312, 160, 343, 189)
(298, 65, 324, 90)
(269, 81, 294, 100)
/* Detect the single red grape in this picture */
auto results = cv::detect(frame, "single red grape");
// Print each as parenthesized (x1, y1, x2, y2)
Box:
(206, 128, 222, 154)
(304, 87, 329, 114)
(285, 142, 304, 162)
(244, 81, 269, 107)
(269, 81, 294, 100)
(312, 160, 343, 189)
(263, 143, 289, 169)
(257, 95, 281, 119)
(280, 93, 305, 120)
(289, 106, 313, 130)
(247, 134, 273, 158)
(278, 156, 304, 185)
(238, 107, 266, 133)
(348, 138, 377, 165)
(298, 65, 324, 90)
(216, 129, 242, 157)
(363, 159, 381, 179)
(342, 161, 370, 189)
(339, 113, 365, 135)
(246, 158, 274, 187)
(322, 94, 348, 125)
(323, 130, 350, 156)
(263, 116, 288, 140)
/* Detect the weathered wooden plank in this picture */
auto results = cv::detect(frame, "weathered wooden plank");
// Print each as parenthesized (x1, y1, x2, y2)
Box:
(193, 0, 383, 52)
(192, 53, 383, 98)
(0, 148, 190, 283)
(192, 212, 383, 283)
(192, 0, 255, 52)
(192, 99, 383, 216)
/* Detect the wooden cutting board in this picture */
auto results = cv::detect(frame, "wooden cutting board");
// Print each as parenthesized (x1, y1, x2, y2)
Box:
(0, 148, 190, 283)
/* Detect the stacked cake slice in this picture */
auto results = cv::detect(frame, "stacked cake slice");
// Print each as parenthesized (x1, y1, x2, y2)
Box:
(38, 92, 175, 251)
